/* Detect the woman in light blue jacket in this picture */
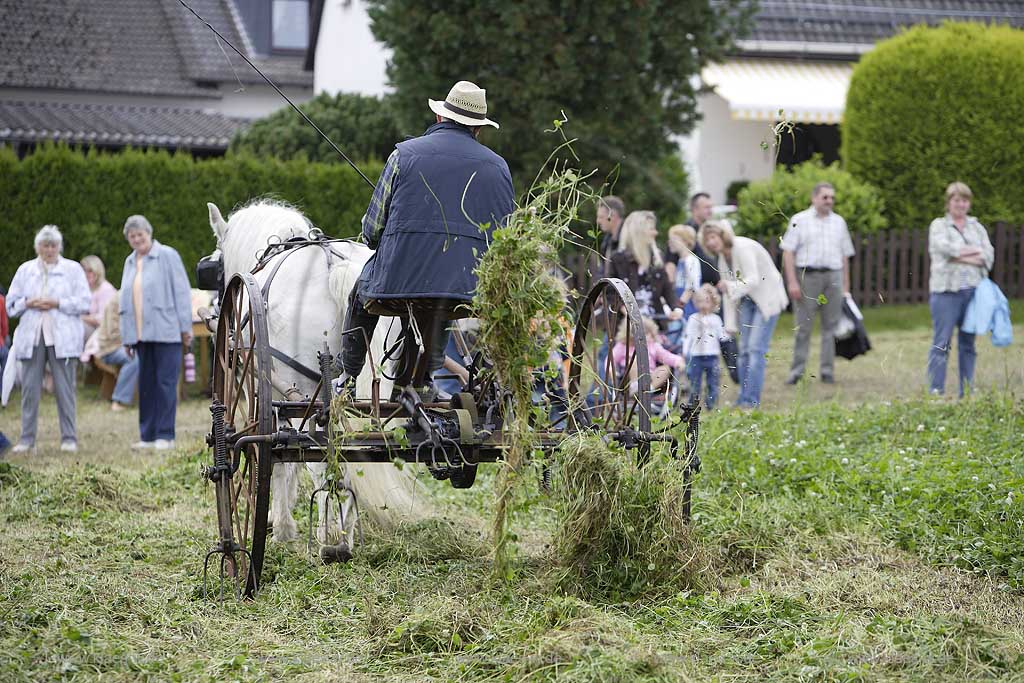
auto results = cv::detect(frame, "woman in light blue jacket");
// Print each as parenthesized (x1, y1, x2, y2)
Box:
(6, 225, 91, 453)
(119, 215, 193, 450)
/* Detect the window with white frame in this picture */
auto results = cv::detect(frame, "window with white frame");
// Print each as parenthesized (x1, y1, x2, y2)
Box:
(272, 0, 309, 52)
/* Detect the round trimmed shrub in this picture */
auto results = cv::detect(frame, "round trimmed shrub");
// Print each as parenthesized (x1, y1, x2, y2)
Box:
(230, 92, 400, 163)
(843, 22, 1024, 230)
(734, 159, 887, 238)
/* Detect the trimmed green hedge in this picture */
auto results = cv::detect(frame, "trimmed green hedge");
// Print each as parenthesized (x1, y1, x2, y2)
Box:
(0, 145, 380, 288)
(843, 22, 1024, 229)
(734, 159, 887, 238)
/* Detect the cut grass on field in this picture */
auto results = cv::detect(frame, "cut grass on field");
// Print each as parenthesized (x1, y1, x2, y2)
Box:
(1, 306, 1022, 681)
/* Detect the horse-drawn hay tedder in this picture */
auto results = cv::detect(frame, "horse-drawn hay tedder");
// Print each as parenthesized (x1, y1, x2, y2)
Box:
(199, 208, 701, 599)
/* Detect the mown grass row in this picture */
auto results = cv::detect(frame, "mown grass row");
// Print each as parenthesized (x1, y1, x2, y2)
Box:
(1, 395, 1023, 681)
(694, 394, 1024, 588)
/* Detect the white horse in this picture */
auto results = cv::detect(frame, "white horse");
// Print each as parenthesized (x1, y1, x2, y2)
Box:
(207, 199, 431, 553)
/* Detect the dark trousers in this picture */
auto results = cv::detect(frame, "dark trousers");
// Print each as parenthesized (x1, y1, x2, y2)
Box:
(341, 284, 451, 389)
(137, 342, 182, 441)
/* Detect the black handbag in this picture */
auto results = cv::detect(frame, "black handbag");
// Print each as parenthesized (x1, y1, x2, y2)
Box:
(720, 336, 740, 384)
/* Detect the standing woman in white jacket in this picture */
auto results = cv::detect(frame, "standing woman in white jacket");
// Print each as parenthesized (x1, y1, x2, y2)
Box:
(701, 221, 788, 408)
(6, 225, 91, 452)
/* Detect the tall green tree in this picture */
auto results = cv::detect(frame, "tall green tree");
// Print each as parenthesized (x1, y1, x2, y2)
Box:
(366, 0, 754, 220)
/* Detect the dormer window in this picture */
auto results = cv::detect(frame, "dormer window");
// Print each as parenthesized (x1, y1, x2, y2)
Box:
(272, 0, 309, 52)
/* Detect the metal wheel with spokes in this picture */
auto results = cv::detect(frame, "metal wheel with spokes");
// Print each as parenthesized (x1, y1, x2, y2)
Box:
(209, 272, 274, 598)
(567, 278, 652, 461)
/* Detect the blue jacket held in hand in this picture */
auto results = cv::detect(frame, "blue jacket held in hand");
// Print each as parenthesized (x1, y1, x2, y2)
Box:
(361, 121, 514, 302)
(962, 278, 1012, 347)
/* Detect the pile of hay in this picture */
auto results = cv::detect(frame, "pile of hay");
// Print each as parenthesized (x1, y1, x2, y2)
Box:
(550, 434, 709, 599)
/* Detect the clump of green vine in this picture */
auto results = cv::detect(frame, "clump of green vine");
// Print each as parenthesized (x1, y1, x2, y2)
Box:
(473, 127, 592, 578)
(550, 433, 710, 600)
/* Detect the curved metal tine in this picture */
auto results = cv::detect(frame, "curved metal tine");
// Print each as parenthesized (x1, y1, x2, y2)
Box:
(202, 549, 225, 601)
(307, 478, 360, 553)
(221, 551, 243, 601)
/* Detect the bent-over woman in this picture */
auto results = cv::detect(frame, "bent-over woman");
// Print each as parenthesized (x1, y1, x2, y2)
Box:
(701, 220, 787, 408)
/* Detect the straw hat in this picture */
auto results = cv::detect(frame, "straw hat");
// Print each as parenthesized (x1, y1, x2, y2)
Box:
(428, 80, 499, 129)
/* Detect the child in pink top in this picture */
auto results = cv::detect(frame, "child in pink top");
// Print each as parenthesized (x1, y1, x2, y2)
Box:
(611, 316, 685, 394)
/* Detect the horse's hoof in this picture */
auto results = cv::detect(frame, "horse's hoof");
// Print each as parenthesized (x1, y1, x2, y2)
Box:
(319, 542, 352, 564)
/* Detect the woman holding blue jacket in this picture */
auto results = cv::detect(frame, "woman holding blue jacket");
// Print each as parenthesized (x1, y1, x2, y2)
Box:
(119, 215, 193, 450)
(927, 182, 994, 397)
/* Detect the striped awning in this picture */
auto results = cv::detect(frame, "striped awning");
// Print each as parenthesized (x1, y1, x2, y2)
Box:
(702, 59, 853, 124)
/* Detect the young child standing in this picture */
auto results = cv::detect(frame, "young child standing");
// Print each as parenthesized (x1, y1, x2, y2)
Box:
(683, 284, 728, 409)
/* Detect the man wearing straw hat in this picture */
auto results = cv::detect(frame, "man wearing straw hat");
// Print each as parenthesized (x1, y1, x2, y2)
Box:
(333, 80, 514, 397)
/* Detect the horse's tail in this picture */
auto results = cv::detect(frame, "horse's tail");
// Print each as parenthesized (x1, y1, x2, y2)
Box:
(325, 257, 434, 527)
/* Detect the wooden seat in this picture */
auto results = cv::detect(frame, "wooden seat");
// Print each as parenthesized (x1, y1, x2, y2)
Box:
(91, 356, 119, 401)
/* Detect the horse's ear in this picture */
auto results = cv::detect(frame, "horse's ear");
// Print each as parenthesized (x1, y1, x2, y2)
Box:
(208, 202, 228, 242)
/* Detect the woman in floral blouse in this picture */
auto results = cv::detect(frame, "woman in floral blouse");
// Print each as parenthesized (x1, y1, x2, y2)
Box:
(927, 182, 994, 397)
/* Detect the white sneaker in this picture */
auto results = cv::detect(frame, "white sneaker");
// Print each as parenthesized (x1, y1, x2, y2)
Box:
(60, 441, 78, 452)
(132, 441, 156, 450)
(153, 439, 175, 450)
(11, 442, 35, 454)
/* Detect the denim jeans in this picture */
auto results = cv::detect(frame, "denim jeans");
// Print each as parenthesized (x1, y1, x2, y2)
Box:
(928, 289, 976, 396)
(737, 297, 780, 407)
(687, 354, 720, 410)
(102, 347, 140, 405)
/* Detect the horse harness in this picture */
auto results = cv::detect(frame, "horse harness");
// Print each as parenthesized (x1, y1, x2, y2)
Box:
(249, 232, 357, 385)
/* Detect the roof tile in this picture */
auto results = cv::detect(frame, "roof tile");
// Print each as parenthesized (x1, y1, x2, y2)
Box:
(0, 100, 247, 150)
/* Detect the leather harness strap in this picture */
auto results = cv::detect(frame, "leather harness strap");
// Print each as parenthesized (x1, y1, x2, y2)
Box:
(243, 233, 357, 383)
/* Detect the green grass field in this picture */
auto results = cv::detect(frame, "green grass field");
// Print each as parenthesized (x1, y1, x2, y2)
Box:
(1, 301, 1022, 681)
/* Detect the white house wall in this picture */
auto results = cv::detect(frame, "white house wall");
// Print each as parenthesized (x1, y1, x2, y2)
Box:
(688, 92, 775, 205)
(314, 0, 390, 96)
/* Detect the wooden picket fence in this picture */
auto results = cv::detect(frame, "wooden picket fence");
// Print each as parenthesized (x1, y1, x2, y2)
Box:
(564, 222, 1024, 307)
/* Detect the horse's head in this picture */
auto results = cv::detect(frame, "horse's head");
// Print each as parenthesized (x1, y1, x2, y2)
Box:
(208, 199, 314, 277)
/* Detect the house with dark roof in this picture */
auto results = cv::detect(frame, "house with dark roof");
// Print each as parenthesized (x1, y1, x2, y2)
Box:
(685, 0, 1024, 203)
(0, 0, 314, 156)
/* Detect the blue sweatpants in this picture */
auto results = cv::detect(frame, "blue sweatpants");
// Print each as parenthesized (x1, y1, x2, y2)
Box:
(136, 342, 182, 442)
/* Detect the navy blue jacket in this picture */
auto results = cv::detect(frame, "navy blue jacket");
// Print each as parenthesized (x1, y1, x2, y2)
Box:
(361, 122, 514, 301)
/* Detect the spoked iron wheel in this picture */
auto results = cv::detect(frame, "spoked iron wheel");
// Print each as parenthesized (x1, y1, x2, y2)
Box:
(208, 273, 274, 598)
(567, 278, 652, 461)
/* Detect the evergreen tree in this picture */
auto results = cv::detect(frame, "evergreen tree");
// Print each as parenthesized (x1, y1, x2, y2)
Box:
(366, 0, 754, 219)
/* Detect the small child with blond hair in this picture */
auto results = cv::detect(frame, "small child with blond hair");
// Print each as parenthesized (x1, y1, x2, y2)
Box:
(667, 224, 701, 317)
(683, 284, 728, 409)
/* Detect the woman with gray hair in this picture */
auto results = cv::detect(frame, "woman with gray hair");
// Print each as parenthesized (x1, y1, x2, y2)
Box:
(6, 225, 91, 453)
(119, 215, 193, 450)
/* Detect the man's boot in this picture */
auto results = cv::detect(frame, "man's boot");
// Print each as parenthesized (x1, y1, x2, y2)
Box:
(331, 371, 356, 399)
